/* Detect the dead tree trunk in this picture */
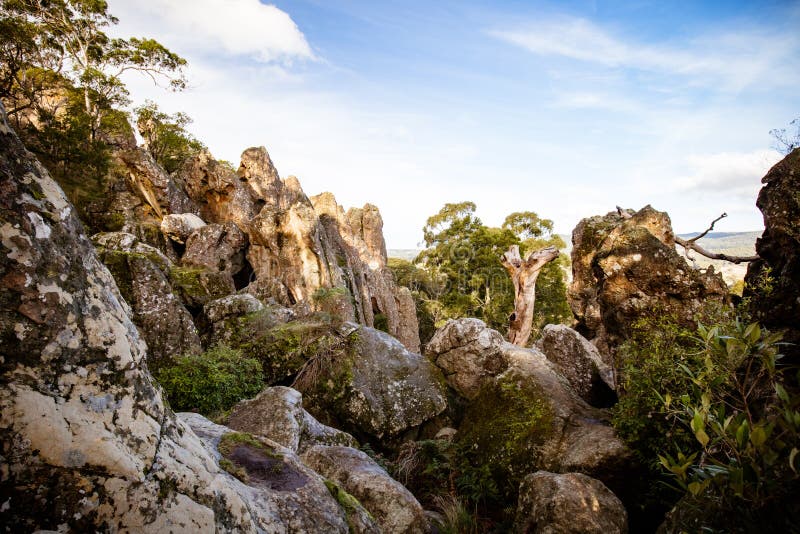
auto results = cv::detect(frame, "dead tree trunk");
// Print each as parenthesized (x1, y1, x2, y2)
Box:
(502, 244, 560, 346)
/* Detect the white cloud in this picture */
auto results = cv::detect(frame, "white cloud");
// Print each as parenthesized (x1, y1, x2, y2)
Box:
(489, 17, 800, 91)
(673, 149, 782, 198)
(107, 0, 314, 63)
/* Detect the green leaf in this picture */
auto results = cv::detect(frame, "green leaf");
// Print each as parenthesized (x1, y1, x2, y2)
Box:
(736, 420, 749, 448)
(790, 448, 799, 474)
(750, 425, 767, 449)
(695, 428, 710, 448)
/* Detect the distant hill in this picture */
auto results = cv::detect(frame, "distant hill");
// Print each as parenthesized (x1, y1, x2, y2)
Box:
(387, 249, 421, 261)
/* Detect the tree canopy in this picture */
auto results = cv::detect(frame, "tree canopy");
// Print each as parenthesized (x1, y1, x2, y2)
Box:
(402, 202, 572, 339)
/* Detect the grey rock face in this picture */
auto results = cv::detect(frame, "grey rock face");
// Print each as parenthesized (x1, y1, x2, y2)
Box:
(160, 212, 206, 244)
(429, 319, 630, 492)
(534, 324, 616, 407)
(93, 231, 202, 369)
(203, 293, 265, 325)
(334, 326, 447, 440)
(514, 471, 628, 534)
(182, 221, 249, 280)
(302, 445, 427, 533)
(226, 386, 357, 453)
(426, 318, 508, 399)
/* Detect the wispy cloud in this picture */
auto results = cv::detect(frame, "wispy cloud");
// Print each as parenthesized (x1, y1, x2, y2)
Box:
(673, 149, 782, 198)
(488, 16, 800, 91)
(108, 0, 314, 63)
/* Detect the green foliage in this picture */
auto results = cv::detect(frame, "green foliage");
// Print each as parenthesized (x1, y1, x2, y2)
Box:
(658, 320, 798, 512)
(412, 202, 570, 336)
(134, 100, 205, 173)
(311, 286, 352, 325)
(388, 258, 438, 343)
(155, 345, 264, 415)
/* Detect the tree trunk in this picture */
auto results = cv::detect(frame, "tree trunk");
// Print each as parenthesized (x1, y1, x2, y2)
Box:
(501, 245, 560, 346)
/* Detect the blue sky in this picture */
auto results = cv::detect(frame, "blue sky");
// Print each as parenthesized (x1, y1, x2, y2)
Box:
(108, 0, 800, 248)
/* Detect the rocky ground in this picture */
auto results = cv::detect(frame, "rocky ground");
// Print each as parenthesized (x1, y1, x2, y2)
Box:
(2, 98, 798, 533)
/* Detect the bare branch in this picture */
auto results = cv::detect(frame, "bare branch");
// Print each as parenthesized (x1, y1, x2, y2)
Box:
(675, 236, 759, 264)
(686, 212, 727, 244)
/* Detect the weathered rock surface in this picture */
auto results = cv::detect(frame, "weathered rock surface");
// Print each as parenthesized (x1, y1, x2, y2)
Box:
(93, 231, 202, 368)
(180, 413, 379, 534)
(160, 212, 206, 244)
(568, 205, 729, 358)
(534, 324, 616, 407)
(305, 325, 447, 441)
(745, 147, 800, 364)
(426, 318, 508, 400)
(174, 146, 421, 351)
(0, 104, 383, 533)
(227, 386, 357, 453)
(303, 445, 427, 533)
(203, 293, 265, 325)
(182, 221, 249, 281)
(514, 471, 628, 534)
(0, 104, 255, 531)
(430, 319, 630, 495)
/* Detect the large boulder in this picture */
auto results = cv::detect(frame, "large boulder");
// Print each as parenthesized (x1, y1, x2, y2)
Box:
(302, 445, 428, 534)
(426, 317, 508, 400)
(514, 471, 628, 534)
(745, 147, 800, 364)
(180, 414, 379, 534)
(160, 212, 206, 244)
(182, 221, 249, 281)
(93, 231, 202, 369)
(226, 386, 357, 453)
(534, 324, 616, 407)
(303, 325, 448, 442)
(430, 319, 631, 498)
(0, 104, 250, 531)
(568, 205, 729, 358)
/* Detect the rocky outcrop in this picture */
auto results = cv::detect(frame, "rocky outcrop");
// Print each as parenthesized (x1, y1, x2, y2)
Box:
(514, 471, 628, 534)
(180, 413, 379, 534)
(426, 318, 508, 400)
(1, 104, 250, 531)
(303, 445, 428, 534)
(429, 319, 630, 496)
(173, 146, 421, 351)
(568, 205, 729, 357)
(226, 386, 357, 453)
(93, 231, 202, 368)
(0, 103, 385, 533)
(534, 324, 616, 407)
(203, 293, 265, 325)
(182, 221, 249, 281)
(745, 148, 800, 363)
(304, 325, 447, 442)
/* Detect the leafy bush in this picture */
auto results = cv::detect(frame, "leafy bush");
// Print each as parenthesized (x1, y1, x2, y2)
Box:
(156, 344, 264, 415)
(658, 320, 799, 515)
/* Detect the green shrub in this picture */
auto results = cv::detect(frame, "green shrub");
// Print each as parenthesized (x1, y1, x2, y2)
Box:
(658, 319, 799, 520)
(156, 345, 264, 415)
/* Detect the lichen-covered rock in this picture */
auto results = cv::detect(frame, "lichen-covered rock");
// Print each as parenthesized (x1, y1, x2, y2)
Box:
(168, 265, 235, 310)
(534, 324, 616, 407)
(204, 293, 265, 325)
(182, 221, 249, 280)
(180, 414, 379, 534)
(0, 103, 258, 531)
(305, 325, 448, 441)
(431, 320, 630, 497)
(177, 147, 421, 351)
(745, 147, 800, 364)
(226, 386, 357, 453)
(514, 471, 628, 534)
(426, 318, 508, 399)
(93, 231, 202, 369)
(302, 445, 427, 533)
(568, 205, 729, 357)
(160, 212, 206, 244)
